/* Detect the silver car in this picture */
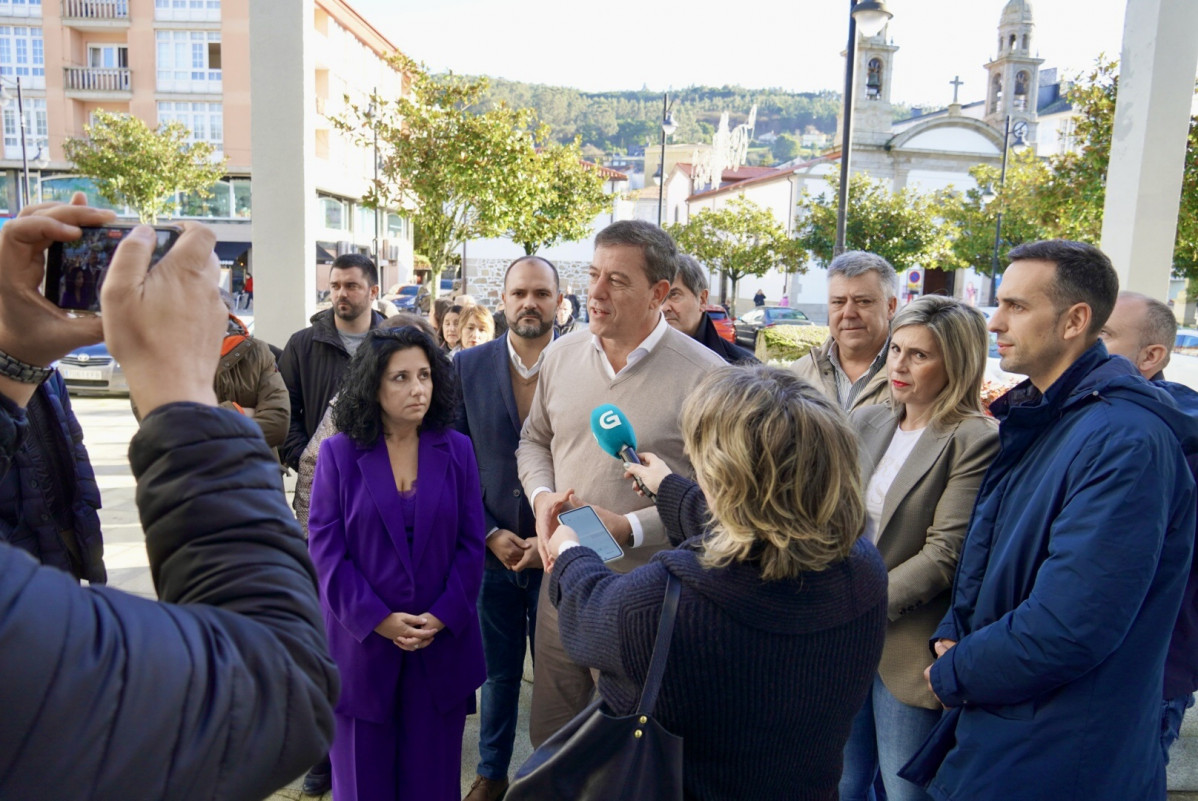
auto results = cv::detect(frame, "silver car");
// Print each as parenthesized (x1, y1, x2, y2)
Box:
(57, 343, 128, 396)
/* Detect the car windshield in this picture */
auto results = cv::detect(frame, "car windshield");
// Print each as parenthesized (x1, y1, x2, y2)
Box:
(707, 309, 727, 320)
(765, 308, 808, 321)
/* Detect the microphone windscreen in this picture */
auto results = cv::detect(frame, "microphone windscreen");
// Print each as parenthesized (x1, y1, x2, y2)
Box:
(590, 403, 638, 459)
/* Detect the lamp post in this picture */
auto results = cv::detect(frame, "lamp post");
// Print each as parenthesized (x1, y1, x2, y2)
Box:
(834, 0, 892, 255)
(983, 115, 1028, 297)
(365, 89, 381, 273)
(657, 92, 677, 226)
(0, 77, 32, 210)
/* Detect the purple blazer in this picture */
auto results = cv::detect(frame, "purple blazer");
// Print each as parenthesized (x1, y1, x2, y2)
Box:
(308, 427, 487, 723)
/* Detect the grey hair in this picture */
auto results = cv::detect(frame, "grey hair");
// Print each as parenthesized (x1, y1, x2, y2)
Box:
(675, 254, 709, 297)
(594, 219, 678, 286)
(828, 250, 898, 300)
(1120, 291, 1177, 354)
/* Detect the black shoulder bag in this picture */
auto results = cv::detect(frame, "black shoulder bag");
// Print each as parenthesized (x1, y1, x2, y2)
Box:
(506, 574, 685, 801)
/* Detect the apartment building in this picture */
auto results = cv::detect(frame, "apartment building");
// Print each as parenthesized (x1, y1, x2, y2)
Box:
(0, 0, 412, 293)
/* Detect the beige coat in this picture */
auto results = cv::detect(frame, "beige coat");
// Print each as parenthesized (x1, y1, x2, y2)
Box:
(791, 336, 890, 412)
(850, 404, 999, 709)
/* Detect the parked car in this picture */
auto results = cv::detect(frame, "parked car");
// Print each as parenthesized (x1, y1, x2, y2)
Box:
(56, 343, 128, 396)
(704, 304, 736, 342)
(386, 283, 421, 311)
(417, 278, 461, 313)
(733, 306, 812, 349)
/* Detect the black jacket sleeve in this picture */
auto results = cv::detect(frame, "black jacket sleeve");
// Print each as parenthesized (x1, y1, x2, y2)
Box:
(0, 402, 338, 801)
(278, 335, 309, 468)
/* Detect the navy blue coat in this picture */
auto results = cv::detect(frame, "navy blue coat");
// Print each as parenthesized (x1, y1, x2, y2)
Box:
(0, 399, 338, 801)
(453, 333, 540, 569)
(0, 371, 104, 581)
(919, 343, 1197, 801)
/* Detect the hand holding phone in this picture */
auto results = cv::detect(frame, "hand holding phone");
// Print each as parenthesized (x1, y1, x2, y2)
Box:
(557, 505, 625, 563)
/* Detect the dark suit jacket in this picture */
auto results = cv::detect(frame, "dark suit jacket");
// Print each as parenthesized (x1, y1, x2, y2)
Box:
(454, 334, 540, 569)
(851, 404, 999, 709)
(307, 427, 486, 722)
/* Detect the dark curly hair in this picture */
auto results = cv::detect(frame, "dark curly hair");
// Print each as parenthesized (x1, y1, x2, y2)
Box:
(333, 326, 459, 446)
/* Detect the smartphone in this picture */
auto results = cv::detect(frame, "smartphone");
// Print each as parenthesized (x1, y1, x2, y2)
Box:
(558, 505, 625, 563)
(45, 224, 182, 312)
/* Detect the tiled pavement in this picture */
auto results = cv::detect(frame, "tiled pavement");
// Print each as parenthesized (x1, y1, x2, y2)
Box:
(71, 395, 1194, 800)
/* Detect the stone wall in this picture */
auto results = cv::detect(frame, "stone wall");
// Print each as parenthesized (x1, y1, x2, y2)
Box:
(462, 258, 592, 311)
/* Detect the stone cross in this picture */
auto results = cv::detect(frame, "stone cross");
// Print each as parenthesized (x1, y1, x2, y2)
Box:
(950, 75, 964, 104)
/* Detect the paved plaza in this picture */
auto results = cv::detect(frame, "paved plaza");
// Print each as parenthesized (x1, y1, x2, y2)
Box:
(70, 394, 1197, 800)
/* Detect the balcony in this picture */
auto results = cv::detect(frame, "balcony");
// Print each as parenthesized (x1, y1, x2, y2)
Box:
(61, 0, 130, 29)
(63, 66, 132, 100)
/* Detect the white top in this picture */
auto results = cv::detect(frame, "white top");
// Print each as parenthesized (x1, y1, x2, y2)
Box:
(864, 425, 926, 543)
(590, 313, 669, 380)
(506, 333, 548, 379)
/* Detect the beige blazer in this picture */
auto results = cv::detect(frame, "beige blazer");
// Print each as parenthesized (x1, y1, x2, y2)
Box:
(851, 404, 999, 709)
(792, 337, 890, 413)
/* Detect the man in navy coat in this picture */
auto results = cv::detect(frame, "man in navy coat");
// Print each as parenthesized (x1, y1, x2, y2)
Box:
(912, 241, 1198, 801)
(454, 255, 562, 801)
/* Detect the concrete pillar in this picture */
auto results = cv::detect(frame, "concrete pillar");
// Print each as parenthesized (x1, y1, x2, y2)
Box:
(249, 0, 316, 348)
(1100, 0, 1198, 299)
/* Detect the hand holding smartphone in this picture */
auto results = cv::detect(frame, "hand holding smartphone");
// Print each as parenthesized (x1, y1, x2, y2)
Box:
(45, 224, 181, 313)
(557, 505, 625, 563)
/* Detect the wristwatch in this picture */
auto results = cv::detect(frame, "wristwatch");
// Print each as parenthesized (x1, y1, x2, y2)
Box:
(0, 347, 54, 384)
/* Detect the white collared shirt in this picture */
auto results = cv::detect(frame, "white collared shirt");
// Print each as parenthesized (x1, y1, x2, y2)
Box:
(506, 333, 548, 379)
(590, 313, 669, 379)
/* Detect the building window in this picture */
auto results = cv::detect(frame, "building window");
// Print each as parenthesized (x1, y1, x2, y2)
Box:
(0, 1, 42, 19)
(157, 100, 222, 151)
(2, 95, 46, 159)
(88, 44, 128, 69)
(154, 0, 219, 22)
(0, 25, 45, 89)
(320, 195, 348, 230)
(40, 175, 126, 212)
(155, 30, 221, 93)
(990, 73, 1002, 115)
(866, 58, 883, 101)
(386, 212, 404, 238)
(1013, 71, 1030, 112)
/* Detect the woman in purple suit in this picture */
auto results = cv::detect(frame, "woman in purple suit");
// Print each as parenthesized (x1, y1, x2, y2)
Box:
(308, 326, 487, 801)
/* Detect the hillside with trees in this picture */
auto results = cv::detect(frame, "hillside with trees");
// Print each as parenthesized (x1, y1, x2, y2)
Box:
(475, 79, 913, 159)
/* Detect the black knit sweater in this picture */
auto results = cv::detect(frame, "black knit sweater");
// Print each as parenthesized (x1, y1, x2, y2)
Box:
(549, 474, 888, 801)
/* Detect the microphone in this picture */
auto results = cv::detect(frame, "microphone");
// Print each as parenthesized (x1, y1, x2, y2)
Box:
(590, 404, 656, 501)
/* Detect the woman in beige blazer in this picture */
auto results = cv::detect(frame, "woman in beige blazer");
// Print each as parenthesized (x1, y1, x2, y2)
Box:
(839, 296, 999, 801)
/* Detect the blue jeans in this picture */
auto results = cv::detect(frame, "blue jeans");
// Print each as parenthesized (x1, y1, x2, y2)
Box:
(840, 674, 943, 801)
(476, 566, 542, 780)
(1161, 692, 1195, 765)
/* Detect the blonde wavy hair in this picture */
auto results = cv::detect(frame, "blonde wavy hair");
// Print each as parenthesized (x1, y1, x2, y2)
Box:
(888, 295, 989, 426)
(683, 365, 865, 579)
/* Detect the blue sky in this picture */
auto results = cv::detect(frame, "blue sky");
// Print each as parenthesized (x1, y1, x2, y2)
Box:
(348, 0, 1130, 107)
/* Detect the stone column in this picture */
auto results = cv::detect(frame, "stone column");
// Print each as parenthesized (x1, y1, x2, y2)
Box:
(1099, 0, 1198, 298)
(248, 0, 317, 347)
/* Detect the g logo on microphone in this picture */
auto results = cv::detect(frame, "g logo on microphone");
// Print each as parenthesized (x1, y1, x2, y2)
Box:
(598, 410, 621, 430)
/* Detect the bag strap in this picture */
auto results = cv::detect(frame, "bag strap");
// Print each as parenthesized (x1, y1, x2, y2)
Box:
(636, 573, 681, 715)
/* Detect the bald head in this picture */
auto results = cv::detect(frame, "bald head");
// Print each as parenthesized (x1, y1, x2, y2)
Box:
(1099, 291, 1177, 380)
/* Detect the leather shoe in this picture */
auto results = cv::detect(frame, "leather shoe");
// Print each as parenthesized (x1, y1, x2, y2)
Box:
(301, 760, 332, 796)
(463, 774, 509, 801)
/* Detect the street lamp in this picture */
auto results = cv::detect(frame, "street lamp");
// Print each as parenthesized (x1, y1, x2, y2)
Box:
(986, 114, 1029, 285)
(834, 0, 893, 255)
(657, 92, 677, 226)
(364, 89, 381, 272)
(0, 77, 32, 210)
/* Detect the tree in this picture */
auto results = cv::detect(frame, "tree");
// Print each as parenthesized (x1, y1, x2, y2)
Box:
(334, 53, 540, 296)
(945, 150, 1053, 275)
(667, 196, 806, 315)
(507, 138, 611, 255)
(63, 111, 227, 223)
(771, 133, 801, 163)
(793, 173, 956, 273)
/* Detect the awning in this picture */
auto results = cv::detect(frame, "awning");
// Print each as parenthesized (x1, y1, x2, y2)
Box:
(316, 243, 335, 264)
(214, 241, 250, 263)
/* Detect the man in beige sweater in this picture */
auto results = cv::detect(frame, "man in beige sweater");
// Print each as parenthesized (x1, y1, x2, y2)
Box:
(517, 220, 723, 746)
(792, 250, 896, 412)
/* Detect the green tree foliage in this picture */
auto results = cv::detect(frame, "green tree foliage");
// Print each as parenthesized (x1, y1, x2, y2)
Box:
(793, 173, 956, 273)
(771, 133, 801, 164)
(945, 150, 1053, 275)
(62, 110, 227, 223)
(334, 53, 540, 292)
(478, 80, 842, 153)
(508, 138, 611, 255)
(668, 196, 806, 314)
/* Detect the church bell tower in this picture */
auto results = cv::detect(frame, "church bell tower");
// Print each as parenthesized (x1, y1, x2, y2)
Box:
(984, 0, 1044, 141)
